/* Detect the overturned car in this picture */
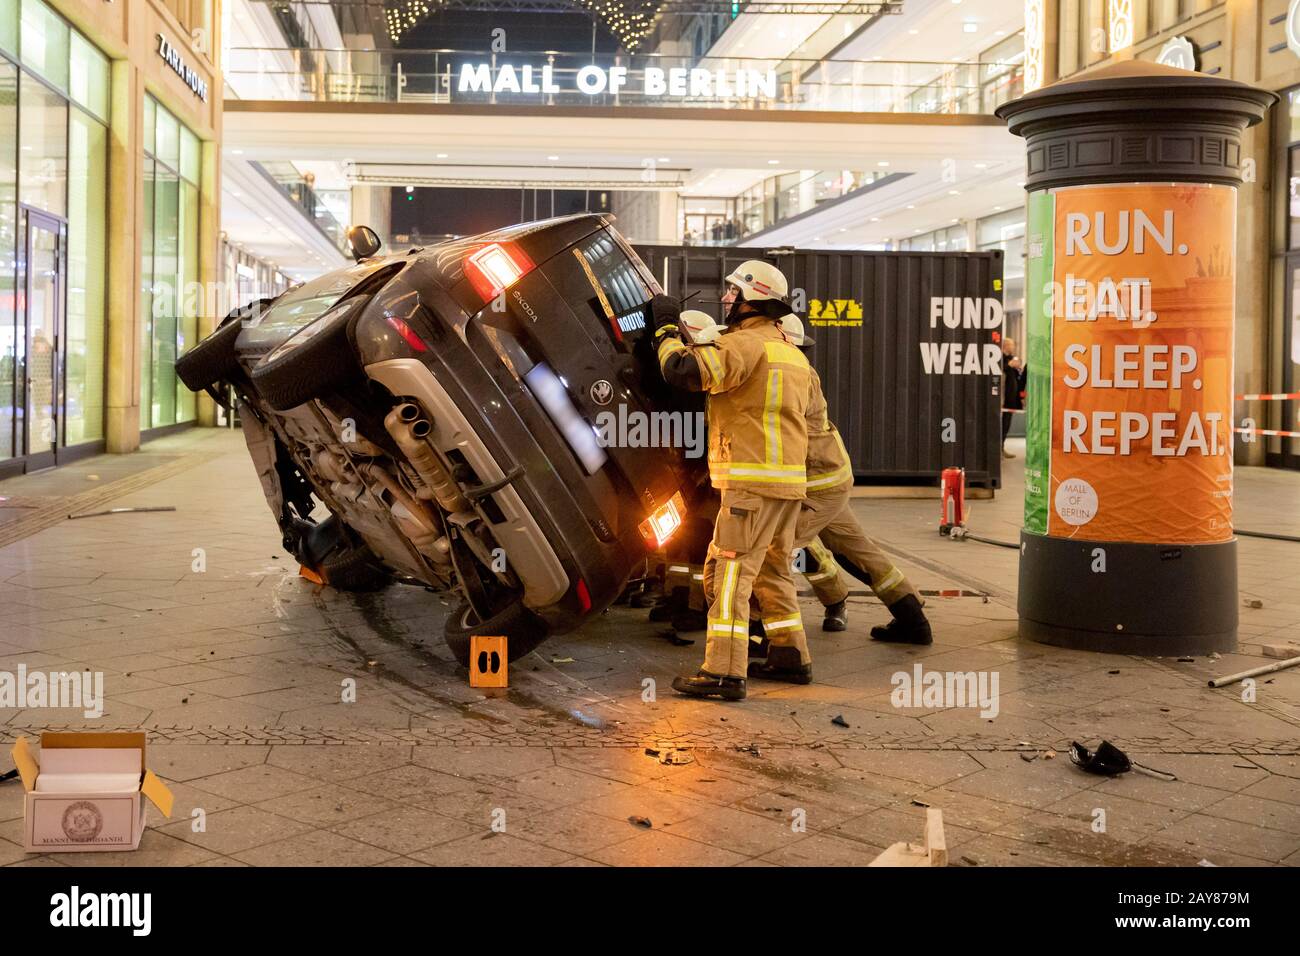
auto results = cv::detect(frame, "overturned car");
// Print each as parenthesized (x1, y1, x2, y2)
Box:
(178, 215, 697, 664)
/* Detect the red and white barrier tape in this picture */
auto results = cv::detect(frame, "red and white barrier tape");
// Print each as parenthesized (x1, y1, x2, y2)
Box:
(1235, 427, 1300, 438)
(1236, 392, 1300, 401)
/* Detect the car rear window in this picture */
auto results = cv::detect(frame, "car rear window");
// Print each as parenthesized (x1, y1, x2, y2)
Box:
(572, 231, 654, 342)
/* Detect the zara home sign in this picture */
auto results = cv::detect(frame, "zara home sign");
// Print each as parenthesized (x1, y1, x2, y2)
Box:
(157, 33, 209, 102)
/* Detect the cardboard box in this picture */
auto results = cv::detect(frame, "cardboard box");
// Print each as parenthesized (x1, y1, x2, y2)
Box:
(10, 732, 174, 853)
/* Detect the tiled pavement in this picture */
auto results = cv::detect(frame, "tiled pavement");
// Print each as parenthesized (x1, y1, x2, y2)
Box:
(0, 429, 1297, 867)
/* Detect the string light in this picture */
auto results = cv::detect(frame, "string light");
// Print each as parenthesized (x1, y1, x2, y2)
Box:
(384, 0, 665, 51)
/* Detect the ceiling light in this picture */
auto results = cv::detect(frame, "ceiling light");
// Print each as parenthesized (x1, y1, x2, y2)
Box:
(231, 149, 243, 155)
(547, 155, 559, 161)
(768, 159, 780, 164)
(877, 161, 890, 167)
(870, 217, 880, 222)
(963, 22, 978, 33)
(436, 153, 448, 158)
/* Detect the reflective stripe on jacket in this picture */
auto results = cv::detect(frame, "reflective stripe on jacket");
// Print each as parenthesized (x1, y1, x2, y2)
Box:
(658, 315, 813, 499)
(804, 367, 853, 493)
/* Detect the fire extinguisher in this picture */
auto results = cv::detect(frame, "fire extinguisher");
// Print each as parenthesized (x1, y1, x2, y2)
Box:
(940, 466, 966, 535)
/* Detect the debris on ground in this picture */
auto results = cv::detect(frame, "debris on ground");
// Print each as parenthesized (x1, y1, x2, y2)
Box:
(1261, 643, 1300, 660)
(68, 506, 176, 519)
(1177, 656, 1195, 663)
(734, 743, 762, 757)
(961, 855, 981, 866)
(1020, 752, 1037, 762)
(1244, 598, 1264, 609)
(911, 799, 930, 808)
(549, 657, 575, 664)
(1069, 740, 1175, 780)
(628, 816, 652, 829)
(662, 631, 695, 647)
(644, 745, 694, 766)
(831, 714, 850, 728)
(1044, 749, 1056, 760)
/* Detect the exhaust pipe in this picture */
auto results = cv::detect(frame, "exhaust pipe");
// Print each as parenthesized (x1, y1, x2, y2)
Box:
(384, 403, 470, 514)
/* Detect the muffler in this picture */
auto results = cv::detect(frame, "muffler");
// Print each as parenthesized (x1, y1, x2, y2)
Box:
(384, 403, 470, 514)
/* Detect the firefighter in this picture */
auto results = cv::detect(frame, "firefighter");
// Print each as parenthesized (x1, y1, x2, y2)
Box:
(653, 262, 815, 699)
(769, 313, 933, 646)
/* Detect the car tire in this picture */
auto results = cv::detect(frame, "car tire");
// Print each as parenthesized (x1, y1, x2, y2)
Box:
(250, 315, 356, 411)
(319, 543, 390, 592)
(443, 598, 550, 668)
(175, 317, 243, 392)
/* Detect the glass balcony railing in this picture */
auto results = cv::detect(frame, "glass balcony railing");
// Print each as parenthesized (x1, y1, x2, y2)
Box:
(224, 47, 1023, 116)
(249, 161, 352, 255)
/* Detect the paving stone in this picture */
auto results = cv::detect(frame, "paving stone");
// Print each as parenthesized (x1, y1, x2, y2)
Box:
(233, 828, 396, 866)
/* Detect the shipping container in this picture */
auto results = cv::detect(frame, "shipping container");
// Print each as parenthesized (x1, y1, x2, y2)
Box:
(634, 244, 1005, 489)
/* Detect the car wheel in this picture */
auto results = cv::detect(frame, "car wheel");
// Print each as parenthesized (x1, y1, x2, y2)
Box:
(318, 543, 390, 592)
(250, 314, 357, 411)
(443, 598, 550, 668)
(175, 318, 243, 392)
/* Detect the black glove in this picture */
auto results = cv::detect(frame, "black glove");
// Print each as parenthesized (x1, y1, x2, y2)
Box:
(650, 293, 681, 327)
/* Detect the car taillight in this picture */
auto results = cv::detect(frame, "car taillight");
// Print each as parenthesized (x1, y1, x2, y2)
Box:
(385, 314, 428, 352)
(639, 491, 686, 549)
(465, 242, 534, 301)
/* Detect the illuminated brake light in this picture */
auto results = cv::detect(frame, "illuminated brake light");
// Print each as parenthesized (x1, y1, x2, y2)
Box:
(639, 491, 686, 549)
(465, 242, 533, 301)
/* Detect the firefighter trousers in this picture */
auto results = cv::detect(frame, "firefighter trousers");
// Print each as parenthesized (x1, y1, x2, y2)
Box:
(793, 484, 920, 609)
(701, 489, 809, 678)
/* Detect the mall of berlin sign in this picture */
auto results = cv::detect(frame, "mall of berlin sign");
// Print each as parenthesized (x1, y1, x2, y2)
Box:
(457, 63, 778, 99)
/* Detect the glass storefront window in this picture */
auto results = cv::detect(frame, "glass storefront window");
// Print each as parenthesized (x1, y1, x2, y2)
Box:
(141, 95, 202, 430)
(142, 94, 155, 156)
(66, 107, 105, 444)
(69, 31, 107, 122)
(0, 59, 14, 460)
(17, 71, 66, 216)
(18, 0, 67, 92)
(155, 104, 179, 170)
(0, 4, 107, 457)
(0, 0, 15, 58)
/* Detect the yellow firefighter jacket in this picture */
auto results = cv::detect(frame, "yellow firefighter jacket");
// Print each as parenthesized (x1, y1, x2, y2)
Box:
(658, 314, 813, 499)
(805, 367, 854, 494)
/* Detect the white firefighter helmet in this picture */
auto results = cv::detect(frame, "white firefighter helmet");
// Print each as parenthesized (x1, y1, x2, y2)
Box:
(679, 309, 718, 343)
(778, 312, 813, 347)
(724, 260, 789, 303)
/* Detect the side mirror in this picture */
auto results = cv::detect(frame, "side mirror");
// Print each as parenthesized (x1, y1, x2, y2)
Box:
(347, 225, 382, 261)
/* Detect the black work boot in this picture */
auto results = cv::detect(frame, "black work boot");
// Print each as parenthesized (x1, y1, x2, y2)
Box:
(747, 618, 769, 658)
(870, 595, 933, 645)
(822, 600, 848, 632)
(747, 646, 812, 684)
(672, 670, 746, 701)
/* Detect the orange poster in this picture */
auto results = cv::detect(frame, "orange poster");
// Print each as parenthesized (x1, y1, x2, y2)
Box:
(1044, 183, 1234, 544)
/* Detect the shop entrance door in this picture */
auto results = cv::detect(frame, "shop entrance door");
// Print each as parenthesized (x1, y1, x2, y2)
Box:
(19, 209, 65, 471)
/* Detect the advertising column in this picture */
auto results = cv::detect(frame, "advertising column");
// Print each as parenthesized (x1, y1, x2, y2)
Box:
(997, 62, 1273, 654)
